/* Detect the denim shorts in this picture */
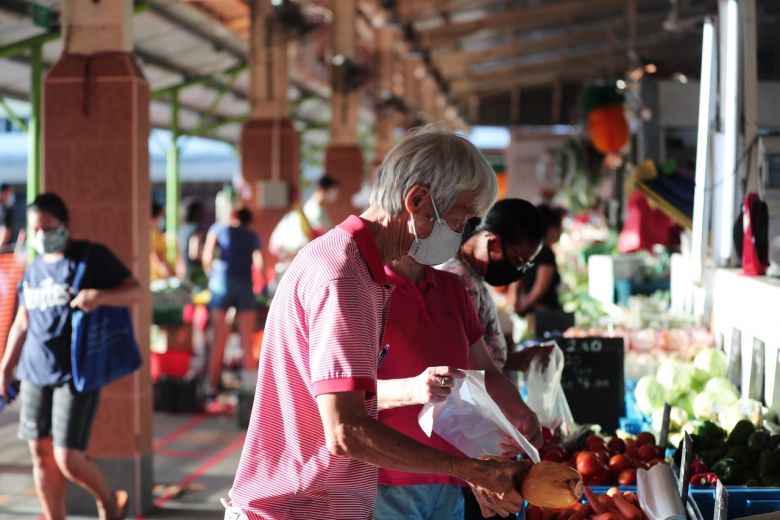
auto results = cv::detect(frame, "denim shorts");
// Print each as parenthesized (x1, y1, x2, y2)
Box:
(375, 484, 465, 520)
(18, 379, 101, 451)
(209, 276, 257, 312)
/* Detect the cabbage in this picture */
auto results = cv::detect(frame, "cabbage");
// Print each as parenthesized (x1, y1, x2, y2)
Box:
(651, 406, 689, 433)
(718, 399, 764, 433)
(674, 392, 696, 418)
(693, 392, 718, 421)
(703, 377, 740, 402)
(635, 375, 668, 416)
(693, 349, 728, 379)
(656, 360, 694, 400)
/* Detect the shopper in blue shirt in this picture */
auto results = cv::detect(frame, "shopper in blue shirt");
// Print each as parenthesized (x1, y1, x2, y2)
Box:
(202, 207, 263, 397)
(0, 193, 142, 520)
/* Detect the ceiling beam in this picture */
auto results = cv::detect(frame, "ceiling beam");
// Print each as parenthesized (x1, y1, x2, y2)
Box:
(450, 29, 693, 95)
(417, 0, 626, 48)
(146, 1, 246, 59)
(435, 13, 666, 77)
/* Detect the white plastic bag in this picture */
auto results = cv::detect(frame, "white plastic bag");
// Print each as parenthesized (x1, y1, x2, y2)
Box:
(637, 464, 686, 520)
(418, 370, 540, 462)
(524, 343, 576, 437)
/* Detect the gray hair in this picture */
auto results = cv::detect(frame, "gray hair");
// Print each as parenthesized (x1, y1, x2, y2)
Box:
(369, 124, 498, 217)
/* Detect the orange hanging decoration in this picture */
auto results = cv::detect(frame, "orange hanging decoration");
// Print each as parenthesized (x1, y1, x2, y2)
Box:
(587, 104, 629, 154)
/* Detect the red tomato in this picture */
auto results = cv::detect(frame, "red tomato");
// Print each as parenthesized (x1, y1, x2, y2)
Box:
(626, 447, 640, 461)
(588, 468, 613, 486)
(585, 437, 608, 452)
(607, 437, 627, 455)
(635, 432, 656, 446)
(593, 450, 611, 466)
(542, 427, 554, 442)
(625, 438, 637, 450)
(618, 468, 637, 486)
(542, 449, 566, 463)
(608, 454, 633, 473)
(638, 444, 659, 462)
(576, 452, 605, 477)
(647, 458, 665, 468)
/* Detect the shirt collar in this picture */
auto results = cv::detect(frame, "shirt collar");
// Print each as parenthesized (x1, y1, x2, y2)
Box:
(336, 215, 388, 285)
(383, 264, 437, 290)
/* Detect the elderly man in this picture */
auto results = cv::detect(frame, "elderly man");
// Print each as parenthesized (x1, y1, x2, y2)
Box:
(226, 126, 532, 520)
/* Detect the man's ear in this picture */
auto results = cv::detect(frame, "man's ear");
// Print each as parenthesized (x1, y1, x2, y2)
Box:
(403, 184, 430, 214)
(485, 232, 502, 259)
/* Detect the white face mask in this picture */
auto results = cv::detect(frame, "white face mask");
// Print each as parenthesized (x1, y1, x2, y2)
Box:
(30, 226, 69, 255)
(408, 195, 463, 266)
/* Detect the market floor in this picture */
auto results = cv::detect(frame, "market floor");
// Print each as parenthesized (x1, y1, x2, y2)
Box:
(0, 400, 244, 519)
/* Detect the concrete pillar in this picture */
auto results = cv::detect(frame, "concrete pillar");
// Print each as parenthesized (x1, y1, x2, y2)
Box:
(374, 27, 397, 163)
(242, 1, 299, 280)
(325, 0, 363, 223)
(403, 55, 423, 126)
(43, 0, 152, 515)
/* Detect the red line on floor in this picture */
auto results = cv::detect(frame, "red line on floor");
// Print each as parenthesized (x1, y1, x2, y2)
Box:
(153, 414, 208, 451)
(153, 433, 246, 509)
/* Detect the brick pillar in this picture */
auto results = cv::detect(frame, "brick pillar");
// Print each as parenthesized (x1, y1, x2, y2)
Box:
(241, 119, 299, 277)
(242, 1, 299, 279)
(325, 0, 364, 223)
(43, 0, 152, 515)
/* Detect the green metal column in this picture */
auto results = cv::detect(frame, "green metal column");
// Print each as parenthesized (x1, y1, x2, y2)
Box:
(27, 43, 42, 203)
(165, 90, 181, 264)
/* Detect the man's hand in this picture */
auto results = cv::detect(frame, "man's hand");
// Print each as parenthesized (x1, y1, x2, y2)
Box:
(465, 458, 530, 518)
(70, 289, 101, 313)
(409, 366, 465, 405)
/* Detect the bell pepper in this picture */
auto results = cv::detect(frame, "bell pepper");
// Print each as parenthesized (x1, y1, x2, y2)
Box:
(691, 459, 709, 475)
(690, 472, 719, 487)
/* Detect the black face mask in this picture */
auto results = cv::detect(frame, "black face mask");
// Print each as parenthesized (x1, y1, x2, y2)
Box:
(483, 240, 524, 287)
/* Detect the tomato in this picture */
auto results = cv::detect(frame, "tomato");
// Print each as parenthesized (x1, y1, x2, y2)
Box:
(542, 427, 554, 442)
(647, 458, 665, 468)
(625, 438, 637, 450)
(608, 454, 633, 473)
(542, 449, 566, 463)
(588, 468, 613, 486)
(635, 432, 656, 446)
(576, 452, 605, 477)
(638, 444, 659, 462)
(592, 450, 611, 466)
(607, 437, 627, 455)
(585, 436, 607, 452)
(626, 446, 640, 461)
(618, 468, 637, 486)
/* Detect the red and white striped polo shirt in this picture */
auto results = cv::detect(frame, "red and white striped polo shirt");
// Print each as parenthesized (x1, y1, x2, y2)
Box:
(230, 215, 392, 520)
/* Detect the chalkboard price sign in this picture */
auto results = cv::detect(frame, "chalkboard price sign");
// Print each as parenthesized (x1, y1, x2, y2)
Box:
(557, 337, 624, 433)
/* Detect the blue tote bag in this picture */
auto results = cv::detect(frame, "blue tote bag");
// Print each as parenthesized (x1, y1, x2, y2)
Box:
(70, 244, 142, 393)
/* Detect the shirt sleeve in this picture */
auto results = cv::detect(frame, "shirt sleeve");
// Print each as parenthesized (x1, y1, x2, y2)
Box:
(88, 244, 132, 289)
(308, 278, 378, 397)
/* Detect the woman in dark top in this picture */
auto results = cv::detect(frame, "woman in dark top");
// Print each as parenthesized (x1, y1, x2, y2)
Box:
(0, 193, 142, 520)
(514, 204, 564, 316)
(202, 207, 263, 396)
(176, 197, 206, 288)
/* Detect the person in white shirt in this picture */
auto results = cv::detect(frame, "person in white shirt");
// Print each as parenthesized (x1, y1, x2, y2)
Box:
(302, 174, 339, 234)
(268, 175, 340, 287)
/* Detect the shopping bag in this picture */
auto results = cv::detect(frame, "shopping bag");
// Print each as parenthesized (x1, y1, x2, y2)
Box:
(70, 244, 142, 393)
(418, 370, 540, 462)
(525, 343, 576, 436)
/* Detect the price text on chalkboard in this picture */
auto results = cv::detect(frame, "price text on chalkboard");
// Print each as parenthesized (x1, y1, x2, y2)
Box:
(558, 337, 625, 433)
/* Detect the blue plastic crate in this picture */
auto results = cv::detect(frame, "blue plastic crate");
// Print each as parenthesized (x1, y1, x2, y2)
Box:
(691, 487, 780, 519)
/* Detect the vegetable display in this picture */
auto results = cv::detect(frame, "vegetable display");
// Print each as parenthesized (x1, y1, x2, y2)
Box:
(675, 420, 780, 487)
(526, 487, 650, 520)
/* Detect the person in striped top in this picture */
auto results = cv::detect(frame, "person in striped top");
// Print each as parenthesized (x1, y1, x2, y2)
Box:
(227, 126, 530, 520)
